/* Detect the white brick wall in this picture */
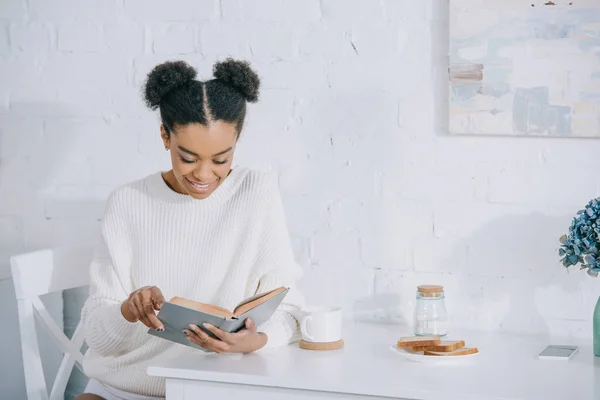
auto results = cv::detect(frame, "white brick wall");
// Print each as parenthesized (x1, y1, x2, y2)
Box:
(58, 23, 102, 53)
(2, 0, 600, 397)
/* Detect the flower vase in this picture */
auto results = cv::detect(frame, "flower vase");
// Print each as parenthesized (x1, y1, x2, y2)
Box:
(595, 296, 600, 357)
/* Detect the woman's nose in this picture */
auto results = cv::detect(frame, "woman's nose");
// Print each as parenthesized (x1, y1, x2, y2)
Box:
(193, 163, 214, 182)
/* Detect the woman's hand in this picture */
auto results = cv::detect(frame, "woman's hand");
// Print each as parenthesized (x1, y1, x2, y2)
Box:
(121, 286, 165, 331)
(184, 318, 267, 354)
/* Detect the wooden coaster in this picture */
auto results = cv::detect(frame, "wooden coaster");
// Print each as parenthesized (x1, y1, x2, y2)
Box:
(299, 339, 344, 351)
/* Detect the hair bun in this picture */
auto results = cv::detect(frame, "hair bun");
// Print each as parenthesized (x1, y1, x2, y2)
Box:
(143, 60, 197, 110)
(213, 58, 260, 103)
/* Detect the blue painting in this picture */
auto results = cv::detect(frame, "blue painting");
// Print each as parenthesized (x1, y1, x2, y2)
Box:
(449, 0, 600, 137)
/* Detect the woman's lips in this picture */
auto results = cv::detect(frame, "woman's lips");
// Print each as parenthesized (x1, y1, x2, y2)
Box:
(185, 177, 217, 194)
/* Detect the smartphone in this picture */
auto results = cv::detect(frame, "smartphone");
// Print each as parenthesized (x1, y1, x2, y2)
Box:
(538, 345, 578, 360)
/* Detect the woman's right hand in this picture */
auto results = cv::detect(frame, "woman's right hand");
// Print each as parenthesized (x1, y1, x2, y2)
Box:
(121, 286, 165, 331)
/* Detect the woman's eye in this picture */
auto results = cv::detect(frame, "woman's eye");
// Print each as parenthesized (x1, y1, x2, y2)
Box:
(180, 156, 195, 164)
(214, 159, 228, 165)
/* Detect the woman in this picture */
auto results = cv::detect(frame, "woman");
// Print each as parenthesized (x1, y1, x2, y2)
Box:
(76, 59, 304, 400)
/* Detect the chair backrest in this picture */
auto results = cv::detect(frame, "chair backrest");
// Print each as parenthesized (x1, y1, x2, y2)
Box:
(11, 247, 92, 400)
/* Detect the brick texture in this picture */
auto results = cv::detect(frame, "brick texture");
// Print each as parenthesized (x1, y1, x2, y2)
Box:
(2, 1, 600, 398)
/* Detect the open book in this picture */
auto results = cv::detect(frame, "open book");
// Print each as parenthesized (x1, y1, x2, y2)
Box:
(147, 287, 289, 351)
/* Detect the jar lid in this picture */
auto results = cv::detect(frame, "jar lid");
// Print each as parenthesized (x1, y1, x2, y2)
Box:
(417, 285, 444, 293)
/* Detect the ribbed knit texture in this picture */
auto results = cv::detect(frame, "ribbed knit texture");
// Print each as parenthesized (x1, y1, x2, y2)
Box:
(80, 167, 305, 397)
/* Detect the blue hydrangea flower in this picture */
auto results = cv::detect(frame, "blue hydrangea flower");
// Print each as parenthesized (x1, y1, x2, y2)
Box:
(559, 198, 600, 278)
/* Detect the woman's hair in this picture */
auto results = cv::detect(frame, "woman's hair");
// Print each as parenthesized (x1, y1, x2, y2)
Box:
(142, 58, 260, 138)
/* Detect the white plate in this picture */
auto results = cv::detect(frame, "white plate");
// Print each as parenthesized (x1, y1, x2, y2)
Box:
(389, 345, 479, 365)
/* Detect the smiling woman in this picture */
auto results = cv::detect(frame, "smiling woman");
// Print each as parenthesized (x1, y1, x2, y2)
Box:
(143, 59, 258, 200)
(75, 59, 305, 400)
(161, 121, 236, 199)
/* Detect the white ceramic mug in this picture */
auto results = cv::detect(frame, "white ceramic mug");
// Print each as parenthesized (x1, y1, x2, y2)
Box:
(300, 306, 343, 343)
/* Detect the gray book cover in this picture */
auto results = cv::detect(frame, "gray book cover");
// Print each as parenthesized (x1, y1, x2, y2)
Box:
(147, 288, 289, 352)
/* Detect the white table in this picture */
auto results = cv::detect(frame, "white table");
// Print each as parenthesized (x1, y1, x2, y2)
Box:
(147, 320, 600, 399)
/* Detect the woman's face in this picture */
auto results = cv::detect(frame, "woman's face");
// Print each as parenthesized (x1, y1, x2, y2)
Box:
(162, 121, 238, 200)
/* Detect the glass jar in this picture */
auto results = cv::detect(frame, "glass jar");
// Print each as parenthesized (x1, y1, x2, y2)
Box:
(414, 285, 448, 336)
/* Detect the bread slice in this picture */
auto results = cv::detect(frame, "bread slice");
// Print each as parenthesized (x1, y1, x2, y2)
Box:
(424, 347, 478, 356)
(397, 335, 441, 348)
(412, 340, 465, 352)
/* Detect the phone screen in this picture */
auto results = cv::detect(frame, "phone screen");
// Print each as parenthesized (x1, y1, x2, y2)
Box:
(538, 345, 578, 358)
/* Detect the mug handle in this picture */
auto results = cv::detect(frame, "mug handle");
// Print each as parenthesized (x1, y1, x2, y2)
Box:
(300, 315, 315, 341)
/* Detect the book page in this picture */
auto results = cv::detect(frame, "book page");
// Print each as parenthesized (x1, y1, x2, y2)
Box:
(233, 286, 287, 317)
(170, 297, 234, 319)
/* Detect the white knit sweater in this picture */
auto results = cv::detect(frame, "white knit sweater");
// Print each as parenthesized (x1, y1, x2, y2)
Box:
(80, 167, 305, 397)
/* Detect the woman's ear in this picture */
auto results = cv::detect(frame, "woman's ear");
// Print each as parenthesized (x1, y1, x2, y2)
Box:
(160, 125, 170, 150)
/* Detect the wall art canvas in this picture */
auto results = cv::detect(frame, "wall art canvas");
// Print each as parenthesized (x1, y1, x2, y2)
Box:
(449, 0, 600, 137)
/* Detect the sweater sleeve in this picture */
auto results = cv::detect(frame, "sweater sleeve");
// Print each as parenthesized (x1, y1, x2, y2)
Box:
(251, 176, 305, 350)
(80, 190, 143, 356)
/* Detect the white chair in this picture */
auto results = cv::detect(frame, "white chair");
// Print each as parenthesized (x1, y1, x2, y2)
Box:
(11, 247, 92, 400)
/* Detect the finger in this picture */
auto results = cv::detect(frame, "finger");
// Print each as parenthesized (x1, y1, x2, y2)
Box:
(154, 295, 165, 310)
(188, 324, 212, 340)
(185, 326, 217, 349)
(185, 334, 209, 349)
(187, 333, 230, 353)
(245, 318, 257, 333)
(188, 324, 231, 352)
(151, 287, 165, 310)
(134, 292, 157, 329)
(184, 328, 207, 342)
(127, 301, 141, 323)
(201, 323, 231, 342)
(143, 301, 164, 331)
(135, 301, 153, 329)
(140, 290, 163, 330)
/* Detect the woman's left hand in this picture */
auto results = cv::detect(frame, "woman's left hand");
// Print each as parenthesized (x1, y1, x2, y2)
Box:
(184, 318, 267, 354)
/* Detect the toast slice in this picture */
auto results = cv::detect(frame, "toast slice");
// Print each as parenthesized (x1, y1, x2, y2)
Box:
(412, 340, 465, 352)
(397, 335, 441, 348)
(424, 347, 478, 356)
